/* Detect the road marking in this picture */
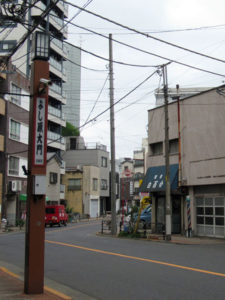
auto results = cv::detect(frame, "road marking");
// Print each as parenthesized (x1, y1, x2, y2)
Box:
(46, 240, 225, 278)
(46, 222, 100, 234)
(44, 286, 72, 300)
(0, 266, 20, 278)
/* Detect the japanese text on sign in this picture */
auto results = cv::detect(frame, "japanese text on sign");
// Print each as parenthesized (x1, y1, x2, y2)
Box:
(34, 97, 46, 165)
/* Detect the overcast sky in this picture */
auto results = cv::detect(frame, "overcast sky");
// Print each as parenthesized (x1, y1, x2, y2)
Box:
(67, 0, 225, 159)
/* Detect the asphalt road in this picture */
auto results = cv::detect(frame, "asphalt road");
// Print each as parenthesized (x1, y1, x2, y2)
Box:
(0, 221, 225, 300)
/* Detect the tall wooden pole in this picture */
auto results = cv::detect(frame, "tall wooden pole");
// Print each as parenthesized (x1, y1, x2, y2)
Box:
(109, 34, 117, 235)
(162, 64, 171, 240)
(24, 58, 49, 294)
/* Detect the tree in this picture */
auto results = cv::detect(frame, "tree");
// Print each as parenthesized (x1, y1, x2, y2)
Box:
(62, 122, 79, 137)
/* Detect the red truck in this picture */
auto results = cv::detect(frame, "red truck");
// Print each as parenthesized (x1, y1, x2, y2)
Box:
(45, 205, 68, 227)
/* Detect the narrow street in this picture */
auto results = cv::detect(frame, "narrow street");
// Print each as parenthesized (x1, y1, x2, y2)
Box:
(0, 221, 225, 300)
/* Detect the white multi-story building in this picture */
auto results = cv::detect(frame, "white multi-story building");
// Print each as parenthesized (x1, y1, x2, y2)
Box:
(63, 43, 81, 129)
(0, 1, 81, 223)
(0, 0, 69, 155)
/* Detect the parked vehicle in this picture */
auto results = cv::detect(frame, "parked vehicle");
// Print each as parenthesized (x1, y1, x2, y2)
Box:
(134, 205, 152, 228)
(45, 205, 68, 227)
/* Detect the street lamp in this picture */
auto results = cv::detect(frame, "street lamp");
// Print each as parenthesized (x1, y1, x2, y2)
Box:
(24, 30, 50, 295)
(32, 31, 50, 61)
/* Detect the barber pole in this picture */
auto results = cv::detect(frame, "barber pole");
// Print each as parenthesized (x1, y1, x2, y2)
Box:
(186, 196, 192, 237)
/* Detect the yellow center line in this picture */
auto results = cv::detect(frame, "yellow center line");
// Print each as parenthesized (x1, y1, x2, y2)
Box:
(45, 240, 225, 278)
(45, 222, 100, 234)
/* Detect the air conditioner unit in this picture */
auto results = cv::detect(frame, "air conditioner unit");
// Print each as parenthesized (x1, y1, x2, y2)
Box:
(76, 165, 81, 171)
(10, 181, 17, 192)
(17, 180, 22, 191)
(8, 180, 22, 192)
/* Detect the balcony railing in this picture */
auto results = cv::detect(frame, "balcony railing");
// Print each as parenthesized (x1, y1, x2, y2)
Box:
(51, 38, 63, 50)
(68, 185, 81, 191)
(48, 105, 64, 120)
(50, 12, 64, 27)
(85, 143, 107, 151)
(60, 184, 65, 193)
(47, 131, 65, 144)
(50, 57, 63, 72)
(50, 83, 62, 95)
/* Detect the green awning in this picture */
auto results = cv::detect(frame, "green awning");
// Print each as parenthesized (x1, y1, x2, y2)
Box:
(19, 194, 49, 202)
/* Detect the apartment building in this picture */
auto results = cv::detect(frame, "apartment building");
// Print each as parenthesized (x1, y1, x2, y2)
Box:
(63, 137, 110, 217)
(0, 0, 69, 156)
(0, 70, 6, 220)
(0, 65, 29, 224)
(140, 85, 225, 238)
(63, 44, 81, 129)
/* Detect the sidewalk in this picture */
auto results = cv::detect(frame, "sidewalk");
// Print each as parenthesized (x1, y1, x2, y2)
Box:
(0, 266, 70, 300)
(147, 233, 225, 245)
(0, 261, 97, 300)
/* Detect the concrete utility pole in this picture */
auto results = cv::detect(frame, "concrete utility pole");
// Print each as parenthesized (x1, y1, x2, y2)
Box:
(162, 64, 171, 240)
(109, 34, 117, 235)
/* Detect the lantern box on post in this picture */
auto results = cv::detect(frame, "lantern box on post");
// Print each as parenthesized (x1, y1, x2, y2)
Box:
(31, 31, 50, 61)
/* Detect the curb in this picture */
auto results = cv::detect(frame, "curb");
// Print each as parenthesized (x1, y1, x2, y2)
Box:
(0, 265, 72, 300)
(0, 261, 98, 300)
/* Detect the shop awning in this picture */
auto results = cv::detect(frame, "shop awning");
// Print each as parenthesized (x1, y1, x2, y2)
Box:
(19, 194, 49, 202)
(139, 164, 178, 193)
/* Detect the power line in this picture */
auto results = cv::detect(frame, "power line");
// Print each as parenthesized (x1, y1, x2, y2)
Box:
(69, 23, 225, 35)
(66, 1, 225, 65)
(65, 19, 225, 77)
(79, 70, 158, 130)
(84, 74, 109, 124)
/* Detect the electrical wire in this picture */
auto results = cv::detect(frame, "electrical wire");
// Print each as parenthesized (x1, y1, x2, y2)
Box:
(79, 70, 157, 130)
(69, 23, 225, 35)
(65, 1, 225, 64)
(66, 20, 225, 77)
(84, 74, 109, 125)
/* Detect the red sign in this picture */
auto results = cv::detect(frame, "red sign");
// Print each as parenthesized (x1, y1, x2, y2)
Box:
(122, 169, 133, 177)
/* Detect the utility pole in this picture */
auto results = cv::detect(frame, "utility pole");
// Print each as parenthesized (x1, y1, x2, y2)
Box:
(109, 34, 117, 235)
(162, 64, 171, 240)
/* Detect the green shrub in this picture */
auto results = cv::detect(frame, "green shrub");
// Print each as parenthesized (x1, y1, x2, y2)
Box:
(16, 219, 25, 229)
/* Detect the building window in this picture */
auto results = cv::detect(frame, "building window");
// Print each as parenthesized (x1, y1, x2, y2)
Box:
(10, 119, 20, 141)
(11, 83, 21, 105)
(134, 159, 144, 167)
(92, 178, 98, 191)
(68, 178, 81, 191)
(149, 142, 163, 156)
(70, 138, 77, 150)
(50, 172, 58, 184)
(101, 179, 107, 190)
(101, 157, 107, 167)
(196, 197, 225, 229)
(0, 40, 17, 52)
(0, 20, 17, 28)
(169, 139, 179, 154)
(8, 156, 19, 175)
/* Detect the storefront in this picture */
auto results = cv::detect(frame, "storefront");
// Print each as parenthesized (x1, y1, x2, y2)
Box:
(140, 164, 183, 234)
(192, 185, 225, 238)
